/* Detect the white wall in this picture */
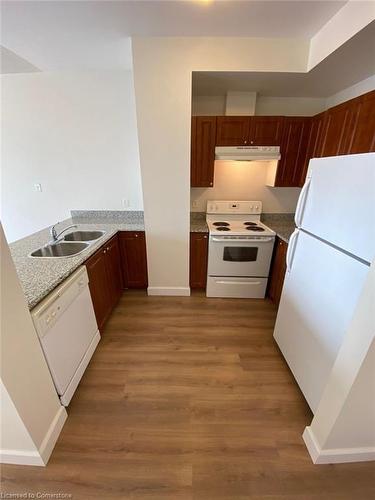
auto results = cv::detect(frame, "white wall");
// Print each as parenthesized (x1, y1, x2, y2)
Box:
(132, 37, 309, 294)
(192, 94, 326, 116)
(303, 261, 375, 464)
(192, 95, 226, 115)
(0, 382, 39, 455)
(325, 74, 375, 109)
(1, 69, 143, 242)
(308, 1, 375, 70)
(255, 96, 326, 116)
(0, 224, 67, 465)
(324, 339, 375, 450)
(191, 161, 300, 213)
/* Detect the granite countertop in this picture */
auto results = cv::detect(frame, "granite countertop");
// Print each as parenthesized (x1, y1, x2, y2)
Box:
(190, 212, 295, 241)
(11, 210, 294, 310)
(10, 211, 145, 310)
(261, 214, 296, 243)
(190, 213, 208, 233)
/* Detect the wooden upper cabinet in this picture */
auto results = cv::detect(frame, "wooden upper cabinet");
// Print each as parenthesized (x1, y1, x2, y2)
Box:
(319, 101, 357, 157)
(216, 116, 284, 146)
(119, 231, 148, 289)
(349, 91, 375, 153)
(191, 91, 374, 189)
(299, 112, 325, 186)
(306, 112, 325, 159)
(275, 117, 311, 187)
(216, 116, 250, 146)
(191, 116, 216, 187)
(249, 116, 284, 145)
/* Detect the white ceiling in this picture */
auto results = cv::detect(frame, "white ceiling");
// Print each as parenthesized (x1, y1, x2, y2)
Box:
(1, 0, 348, 72)
(193, 20, 375, 97)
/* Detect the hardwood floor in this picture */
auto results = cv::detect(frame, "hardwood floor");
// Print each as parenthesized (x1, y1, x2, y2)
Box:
(2, 291, 374, 499)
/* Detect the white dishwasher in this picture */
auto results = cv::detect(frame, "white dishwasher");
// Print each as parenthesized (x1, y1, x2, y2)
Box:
(32, 266, 100, 406)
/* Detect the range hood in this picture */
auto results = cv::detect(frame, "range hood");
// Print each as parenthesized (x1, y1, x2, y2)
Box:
(215, 146, 281, 162)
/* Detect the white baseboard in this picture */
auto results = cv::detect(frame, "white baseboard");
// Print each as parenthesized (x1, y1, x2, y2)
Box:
(0, 406, 67, 467)
(0, 448, 45, 466)
(147, 287, 191, 297)
(303, 426, 375, 464)
(39, 406, 68, 465)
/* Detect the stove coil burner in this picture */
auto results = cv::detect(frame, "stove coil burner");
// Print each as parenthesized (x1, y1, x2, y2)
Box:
(213, 222, 230, 226)
(246, 226, 265, 232)
(216, 226, 231, 231)
(244, 222, 258, 226)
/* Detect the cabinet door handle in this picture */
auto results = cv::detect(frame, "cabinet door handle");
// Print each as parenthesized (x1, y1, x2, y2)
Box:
(107, 247, 109, 250)
(103, 250, 106, 254)
(135, 234, 139, 237)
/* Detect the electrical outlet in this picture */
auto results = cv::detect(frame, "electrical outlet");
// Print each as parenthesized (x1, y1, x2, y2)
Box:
(122, 199, 130, 208)
(192, 200, 198, 209)
(34, 183, 42, 192)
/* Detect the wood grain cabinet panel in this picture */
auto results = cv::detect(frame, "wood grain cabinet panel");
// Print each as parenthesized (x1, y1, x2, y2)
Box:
(275, 117, 311, 187)
(249, 116, 284, 145)
(349, 91, 375, 153)
(119, 231, 148, 289)
(105, 235, 123, 306)
(85, 235, 122, 330)
(300, 112, 325, 184)
(267, 237, 288, 307)
(190, 232, 209, 289)
(191, 91, 374, 190)
(191, 116, 216, 187)
(319, 101, 357, 157)
(216, 116, 250, 146)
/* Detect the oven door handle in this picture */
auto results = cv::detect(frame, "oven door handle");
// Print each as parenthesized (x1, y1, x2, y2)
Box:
(215, 280, 262, 286)
(211, 237, 274, 243)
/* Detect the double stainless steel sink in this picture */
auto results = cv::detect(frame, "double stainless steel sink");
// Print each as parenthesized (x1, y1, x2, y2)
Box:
(30, 230, 106, 258)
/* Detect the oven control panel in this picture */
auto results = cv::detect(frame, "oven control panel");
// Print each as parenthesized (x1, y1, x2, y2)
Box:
(207, 201, 262, 214)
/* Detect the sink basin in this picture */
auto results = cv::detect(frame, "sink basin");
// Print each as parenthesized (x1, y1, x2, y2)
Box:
(63, 230, 105, 242)
(30, 241, 89, 258)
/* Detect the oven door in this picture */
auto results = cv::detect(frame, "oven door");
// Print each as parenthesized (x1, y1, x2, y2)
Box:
(208, 235, 274, 277)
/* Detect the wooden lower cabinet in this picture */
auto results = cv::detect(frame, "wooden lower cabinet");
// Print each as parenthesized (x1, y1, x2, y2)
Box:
(85, 234, 122, 330)
(105, 235, 123, 305)
(190, 232, 209, 289)
(267, 237, 288, 307)
(86, 231, 148, 329)
(119, 231, 148, 288)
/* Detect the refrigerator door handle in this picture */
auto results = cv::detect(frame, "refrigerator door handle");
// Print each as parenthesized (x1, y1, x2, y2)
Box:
(295, 176, 311, 227)
(286, 229, 299, 273)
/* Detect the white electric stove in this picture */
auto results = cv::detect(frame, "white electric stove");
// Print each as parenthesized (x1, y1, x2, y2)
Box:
(206, 200, 275, 298)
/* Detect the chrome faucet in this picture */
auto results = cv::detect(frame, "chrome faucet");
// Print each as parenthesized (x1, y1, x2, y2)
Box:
(50, 222, 77, 242)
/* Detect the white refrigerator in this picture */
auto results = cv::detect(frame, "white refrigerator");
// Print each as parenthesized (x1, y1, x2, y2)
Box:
(273, 153, 375, 413)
